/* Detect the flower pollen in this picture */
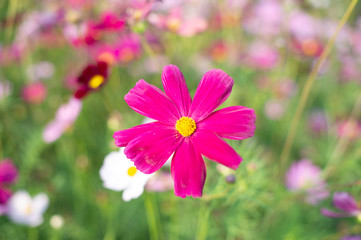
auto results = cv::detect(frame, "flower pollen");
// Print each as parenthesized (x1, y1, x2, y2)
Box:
(176, 117, 196, 137)
(127, 166, 137, 176)
(88, 75, 105, 89)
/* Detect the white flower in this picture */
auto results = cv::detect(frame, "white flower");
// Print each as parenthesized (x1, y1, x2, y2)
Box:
(100, 148, 153, 201)
(6, 190, 49, 227)
(50, 214, 64, 229)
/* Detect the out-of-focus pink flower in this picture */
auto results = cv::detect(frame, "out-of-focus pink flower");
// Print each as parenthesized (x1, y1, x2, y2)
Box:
(244, 0, 283, 36)
(68, 12, 125, 47)
(292, 38, 323, 58)
(146, 172, 173, 192)
(26, 61, 55, 81)
(0, 159, 18, 210)
(308, 110, 328, 135)
(209, 41, 228, 63)
(321, 192, 361, 220)
(114, 35, 142, 64)
(127, 0, 158, 24)
(286, 159, 329, 205)
(92, 44, 118, 65)
(274, 79, 298, 99)
(339, 56, 361, 82)
(91, 12, 125, 32)
(43, 97, 82, 143)
(337, 119, 361, 140)
(149, 8, 207, 37)
(245, 42, 279, 69)
(288, 11, 317, 41)
(22, 82, 47, 104)
(263, 100, 285, 120)
(0, 44, 23, 65)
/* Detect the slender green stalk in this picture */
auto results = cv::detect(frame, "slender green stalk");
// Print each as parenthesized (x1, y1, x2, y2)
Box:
(28, 227, 38, 240)
(279, 0, 359, 171)
(144, 193, 163, 240)
(195, 205, 211, 240)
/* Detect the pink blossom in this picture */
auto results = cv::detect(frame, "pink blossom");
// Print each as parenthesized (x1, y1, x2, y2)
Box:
(43, 97, 82, 143)
(308, 110, 328, 135)
(114, 35, 142, 64)
(245, 42, 279, 69)
(244, 0, 283, 36)
(263, 100, 285, 120)
(113, 65, 256, 198)
(337, 119, 361, 140)
(321, 192, 361, 219)
(21, 82, 47, 104)
(286, 159, 329, 205)
(0, 159, 18, 211)
(149, 8, 207, 37)
(288, 11, 317, 41)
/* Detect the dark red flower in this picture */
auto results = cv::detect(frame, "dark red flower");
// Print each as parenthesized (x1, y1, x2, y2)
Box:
(74, 61, 109, 99)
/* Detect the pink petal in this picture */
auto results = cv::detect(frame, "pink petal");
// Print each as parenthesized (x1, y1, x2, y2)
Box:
(321, 208, 352, 218)
(113, 121, 168, 147)
(171, 139, 206, 198)
(161, 65, 192, 116)
(125, 79, 180, 124)
(0, 160, 18, 184)
(198, 106, 256, 140)
(189, 69, 233, 121)
(333, 192, 359, 213)
(124, 125, 182, 174)
(0, 188, 11, 204)
(193, 130, 242, 169)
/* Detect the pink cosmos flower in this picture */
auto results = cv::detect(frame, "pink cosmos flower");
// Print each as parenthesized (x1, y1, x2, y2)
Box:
(149, 8, 207, 37)
(113, 65, 256, 198)
(286, 159, 329, 205)
(321, 192, 361, 220)
(43, 97, 82, 143)
(21, 82, 47, 104)
(243, 0, 283, 37)
(244, 42, 279, 70)
(0, 159, 18, 212)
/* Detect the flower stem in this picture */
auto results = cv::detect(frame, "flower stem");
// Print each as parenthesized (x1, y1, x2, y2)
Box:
(144, 193, 163, 240)
(28, 227, 38, 240)
(279, 0, 359, 171)
(195, 205, 211, 240)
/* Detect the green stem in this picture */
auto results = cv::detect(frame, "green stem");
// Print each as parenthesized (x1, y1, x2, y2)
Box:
(144, 193, 163, 240)
(195, 205, 211, 240)
(279, 0, 359, 171)
(28, 227, 38, 240)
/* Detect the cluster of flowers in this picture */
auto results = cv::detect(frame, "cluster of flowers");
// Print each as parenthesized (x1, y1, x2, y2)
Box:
(0, 160, 49, 227)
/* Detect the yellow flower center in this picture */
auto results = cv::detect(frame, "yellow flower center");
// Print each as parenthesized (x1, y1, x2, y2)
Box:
(120, 48, 135, 63)
(88, 75, 104, 89)
(301, 39, 319, 56)
(166, 18, 181, 32)
(133, 9, 143, 21)
(127, 166, 137, 177)
(25, 204, 33, 215)
(175, 117, 196, 137)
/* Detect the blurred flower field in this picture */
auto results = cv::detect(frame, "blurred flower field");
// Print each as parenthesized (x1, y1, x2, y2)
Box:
(1, 0, 361, 239)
